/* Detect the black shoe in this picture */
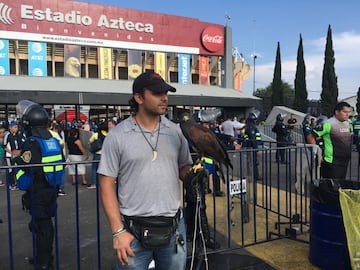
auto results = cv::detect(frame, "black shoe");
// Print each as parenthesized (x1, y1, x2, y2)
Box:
(57, 190, 66, 196)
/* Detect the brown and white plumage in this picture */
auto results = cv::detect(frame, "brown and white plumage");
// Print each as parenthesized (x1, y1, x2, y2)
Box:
(180, 113, 233, 181)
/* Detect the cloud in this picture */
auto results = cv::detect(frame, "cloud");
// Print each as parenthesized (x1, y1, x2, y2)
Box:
(249, 31, 360, 100)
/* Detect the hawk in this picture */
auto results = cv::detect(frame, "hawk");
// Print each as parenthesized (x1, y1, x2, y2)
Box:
(180, 113, 233, 182)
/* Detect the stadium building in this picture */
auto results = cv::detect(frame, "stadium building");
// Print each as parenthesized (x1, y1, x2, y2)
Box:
(0, 0, 258, 122)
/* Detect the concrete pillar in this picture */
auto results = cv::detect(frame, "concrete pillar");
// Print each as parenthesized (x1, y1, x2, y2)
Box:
(221, 26, 233, 89)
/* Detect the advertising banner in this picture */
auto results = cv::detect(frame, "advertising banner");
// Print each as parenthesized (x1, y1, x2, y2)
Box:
(199, 56, 209, 85)
(98, 47, 113, 79)
(154, 52, 166, 80)
(0, 1, 224, 56)
(0, 39, 9, 75)
(177, 53, 190, 84)
(64, 44, 81, 77)
(127, 49, 142, 80)
(28, 41, 47, 76)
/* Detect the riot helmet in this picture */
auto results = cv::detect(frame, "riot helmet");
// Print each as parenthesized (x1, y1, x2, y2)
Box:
(276, 113, 283, 121)
(17, 100, 49, 132)
(247, 112, 257, 124)
(316, 115, 328, 127)
(195, 108, 222, 124)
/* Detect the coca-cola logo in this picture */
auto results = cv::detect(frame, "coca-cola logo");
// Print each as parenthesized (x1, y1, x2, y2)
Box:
(201, 26, 224, 52)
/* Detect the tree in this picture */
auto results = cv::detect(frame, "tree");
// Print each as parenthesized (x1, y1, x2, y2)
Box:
(320, 25, 338, 117)
(357, 87, 360, 114)
(255, 81, 295, 114)
(293, 34, 308, 112)
(254, 82, 294, 98)
(271, 42, 284, 107)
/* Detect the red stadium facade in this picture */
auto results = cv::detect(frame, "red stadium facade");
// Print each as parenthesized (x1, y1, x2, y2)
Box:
(0, 0, 255, 122)
(0, 0, 224, 56)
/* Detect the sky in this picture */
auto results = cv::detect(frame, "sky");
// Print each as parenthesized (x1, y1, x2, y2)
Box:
(78, 0, 360, 100)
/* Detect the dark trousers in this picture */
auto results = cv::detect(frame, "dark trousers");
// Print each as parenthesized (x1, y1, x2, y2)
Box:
(29, 217, 54, 267)
(91, 153, 101, 185)
(320, 161, 349, 180)
(212, 172, 221, 193)
(26, 188, 57, 268)
(8, 171, 16, 186)
(276, 141, 287, 162)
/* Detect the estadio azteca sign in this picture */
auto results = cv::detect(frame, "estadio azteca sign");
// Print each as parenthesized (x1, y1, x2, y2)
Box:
(20, 6, 153, 32)
(0, 0, 224, 56)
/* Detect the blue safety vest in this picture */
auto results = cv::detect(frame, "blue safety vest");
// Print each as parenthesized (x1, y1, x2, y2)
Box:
(202, 157, 214, 174)
(16, 136, 64, 190)
(353, 120, 360, 138)
(243, 125, 263, 147)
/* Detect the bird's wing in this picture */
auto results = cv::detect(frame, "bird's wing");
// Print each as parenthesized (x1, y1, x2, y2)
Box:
(180, 121, 233, 170)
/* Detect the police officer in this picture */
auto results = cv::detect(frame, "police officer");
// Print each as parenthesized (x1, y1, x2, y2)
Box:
(243, 113, 262, 149)
(15, 100, 64, 269)
(352, 115, 360, 152)
(272, 113, 289, 163)
(314, 115, 328, 155)
(202, 156, 224, 196)
(243, 112, 263, 180)
(302, 114, 312, 144)
(184, 161, 220, 250)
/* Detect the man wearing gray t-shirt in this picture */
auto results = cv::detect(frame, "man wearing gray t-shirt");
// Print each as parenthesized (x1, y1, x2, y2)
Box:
(98, 71, 193, 270)
(308, 101, 352, 179)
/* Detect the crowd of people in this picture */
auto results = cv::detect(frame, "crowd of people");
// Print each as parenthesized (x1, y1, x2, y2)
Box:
(0, 116, 121, 193)
(198, 114, 262, 152)
(0, 107, 265, 193)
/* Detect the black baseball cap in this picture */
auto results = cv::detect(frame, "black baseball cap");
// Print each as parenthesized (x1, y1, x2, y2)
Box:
(132, 71, 176, 94)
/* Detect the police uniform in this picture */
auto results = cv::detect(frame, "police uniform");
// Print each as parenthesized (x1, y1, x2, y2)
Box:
(15, 100, 64, 270)
(353, 116, 360, 151)
(202, 156, 224, 196)
(272, 115, 289, 163)
(16, 132, 63, 269)
(243, 114, 263, 180)
(303, 123, 312, 144)
(243, 125, 262, 149)
(184, 161, 220, 249)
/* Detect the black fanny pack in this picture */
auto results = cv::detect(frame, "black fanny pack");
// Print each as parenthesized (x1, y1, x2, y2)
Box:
(123, 209, 181, 249)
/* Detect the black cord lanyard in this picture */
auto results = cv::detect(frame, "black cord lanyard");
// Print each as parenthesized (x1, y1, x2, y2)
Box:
(134, 116, 160, 161)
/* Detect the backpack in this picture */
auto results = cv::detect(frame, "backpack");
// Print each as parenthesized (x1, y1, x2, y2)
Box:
(90, 131, 104, 153)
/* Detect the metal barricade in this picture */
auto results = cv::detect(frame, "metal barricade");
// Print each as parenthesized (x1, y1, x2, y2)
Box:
(1, 145, 359, 269)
